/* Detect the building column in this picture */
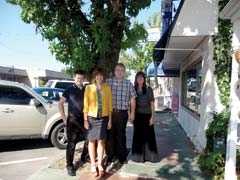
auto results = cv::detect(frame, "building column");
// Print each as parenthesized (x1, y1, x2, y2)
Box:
(224, 18, 240, 180)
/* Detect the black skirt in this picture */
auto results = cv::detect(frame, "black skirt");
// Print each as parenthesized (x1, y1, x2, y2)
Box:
(131, 113, 159, 163)
(86, 116, 108, 141)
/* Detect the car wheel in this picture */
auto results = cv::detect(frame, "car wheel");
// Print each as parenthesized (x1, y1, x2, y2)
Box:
(50, 122, 67, 149)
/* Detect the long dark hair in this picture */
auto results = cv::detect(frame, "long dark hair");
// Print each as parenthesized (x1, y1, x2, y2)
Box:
(134, 71, 147, 94)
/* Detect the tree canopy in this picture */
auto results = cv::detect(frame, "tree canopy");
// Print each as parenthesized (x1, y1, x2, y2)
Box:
(120, 12, 160, 74)
(7, 0, 154, 77)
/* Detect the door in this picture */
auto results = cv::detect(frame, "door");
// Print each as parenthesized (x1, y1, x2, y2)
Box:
(0, 84, 46, 136)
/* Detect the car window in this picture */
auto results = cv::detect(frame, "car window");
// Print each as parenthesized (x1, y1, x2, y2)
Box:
(58, 91, 63, 97)
(52, 90, 60, 101)
(55, 82, 74, 89)
(33, 88, 64, 101)
(0, 85, 33, 105)
(42, 89, 60, 101)
(39, 90, 53, 100)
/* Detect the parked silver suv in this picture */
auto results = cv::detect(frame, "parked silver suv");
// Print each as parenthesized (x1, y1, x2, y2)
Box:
(0, 80, 67, 149)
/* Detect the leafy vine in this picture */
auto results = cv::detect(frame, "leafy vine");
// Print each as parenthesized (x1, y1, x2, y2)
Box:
(213, 1, 232, 107)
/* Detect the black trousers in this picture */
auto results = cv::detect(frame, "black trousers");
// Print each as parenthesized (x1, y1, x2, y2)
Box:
(106, 111, 128, 163)
(131, 113, 158, 163)
(66, 115, 88, 167)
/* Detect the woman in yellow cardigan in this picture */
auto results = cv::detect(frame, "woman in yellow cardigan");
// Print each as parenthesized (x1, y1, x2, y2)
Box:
(83, 68, 112, 177)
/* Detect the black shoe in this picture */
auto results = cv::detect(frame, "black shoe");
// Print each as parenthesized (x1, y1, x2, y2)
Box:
(106, 157, 113, 164)
(80, 157, 90, 163)
(119, 159, 128, 164)
(67, 166, 76, 176)
(120, 160, 127, 164)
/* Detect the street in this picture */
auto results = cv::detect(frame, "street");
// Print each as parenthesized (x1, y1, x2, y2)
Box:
(0, 139, 64, 180)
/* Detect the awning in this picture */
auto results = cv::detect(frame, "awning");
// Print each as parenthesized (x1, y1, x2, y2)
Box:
(153, 0, 185, 65)
(147, 62, 179, 77)
(152, 26, 171, 65)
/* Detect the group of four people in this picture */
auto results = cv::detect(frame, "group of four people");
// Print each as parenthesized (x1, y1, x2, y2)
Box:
(58, 63, 158, 177)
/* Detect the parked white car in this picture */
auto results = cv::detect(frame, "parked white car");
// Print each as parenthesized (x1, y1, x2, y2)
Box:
(0, 80, 67, 149)
(45, 79, 89, 89)
(45, 79, 75, 89)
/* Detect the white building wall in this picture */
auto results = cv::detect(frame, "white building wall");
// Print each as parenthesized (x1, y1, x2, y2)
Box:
(224, 15, 240, 180)
(26, 68, 72, 87)
(220, 1, 240, 178)
(178, 37, 223, 151)
(26, 68, 47, 88)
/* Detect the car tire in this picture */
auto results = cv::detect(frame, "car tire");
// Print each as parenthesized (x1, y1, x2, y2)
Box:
(50, 122, 67, 149)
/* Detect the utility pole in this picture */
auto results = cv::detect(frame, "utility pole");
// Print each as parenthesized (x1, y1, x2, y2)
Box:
(8, 66, 14, 81)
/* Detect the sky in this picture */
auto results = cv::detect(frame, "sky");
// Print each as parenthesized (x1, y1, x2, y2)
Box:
(0, 0, 161, 71)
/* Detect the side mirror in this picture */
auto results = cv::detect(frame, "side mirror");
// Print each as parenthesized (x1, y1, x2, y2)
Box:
(30, 98, 41, 106)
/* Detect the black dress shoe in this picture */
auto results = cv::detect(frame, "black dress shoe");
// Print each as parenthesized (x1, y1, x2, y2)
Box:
(67, 166, 76, 176)
(81, 157, 90, 163)
(119, 159, 128, 164)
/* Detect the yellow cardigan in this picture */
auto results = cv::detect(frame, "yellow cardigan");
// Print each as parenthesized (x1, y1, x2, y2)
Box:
(83, 83, 112, 117)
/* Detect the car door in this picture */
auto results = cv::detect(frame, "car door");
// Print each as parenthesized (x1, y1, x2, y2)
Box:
(0, 84, 47, 136)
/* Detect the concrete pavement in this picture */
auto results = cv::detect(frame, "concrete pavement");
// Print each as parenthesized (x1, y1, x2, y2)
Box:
(26, 112, 210, 180)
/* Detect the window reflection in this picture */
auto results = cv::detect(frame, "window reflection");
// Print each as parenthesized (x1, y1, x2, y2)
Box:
(0, 85, 32, 105)
(183, 63, 201, 114)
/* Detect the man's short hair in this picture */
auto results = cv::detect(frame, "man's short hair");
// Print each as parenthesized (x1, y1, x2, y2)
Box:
(115, 63, 125, 70)
(74, 70, 85, 76)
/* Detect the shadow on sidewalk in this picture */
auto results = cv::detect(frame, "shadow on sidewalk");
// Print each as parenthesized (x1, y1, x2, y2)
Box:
(123, 112, 210, 180)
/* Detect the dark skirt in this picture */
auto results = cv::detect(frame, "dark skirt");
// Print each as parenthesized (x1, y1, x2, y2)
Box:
(131, 113, 159, 163)
(86, 116, 108, 141)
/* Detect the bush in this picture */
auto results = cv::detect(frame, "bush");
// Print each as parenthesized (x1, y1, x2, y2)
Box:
(206, 109, 230, 151)
(199, 150, 225, 180)
(198, 109, 230, 180)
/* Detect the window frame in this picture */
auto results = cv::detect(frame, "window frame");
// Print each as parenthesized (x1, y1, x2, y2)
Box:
(181, 62, 202, 115)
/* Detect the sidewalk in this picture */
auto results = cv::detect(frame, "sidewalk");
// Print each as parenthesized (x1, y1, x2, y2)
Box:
(26, 112, 210, 180)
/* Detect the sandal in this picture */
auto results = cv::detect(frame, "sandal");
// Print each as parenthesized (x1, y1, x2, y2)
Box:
(98, 166, 105, 177)
(90, 166, 98, 177)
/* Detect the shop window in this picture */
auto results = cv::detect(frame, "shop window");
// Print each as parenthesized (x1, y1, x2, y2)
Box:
(182, 63, 202, 115)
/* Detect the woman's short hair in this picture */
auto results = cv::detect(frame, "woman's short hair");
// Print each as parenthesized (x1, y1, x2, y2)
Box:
(92, 68, 105, 83)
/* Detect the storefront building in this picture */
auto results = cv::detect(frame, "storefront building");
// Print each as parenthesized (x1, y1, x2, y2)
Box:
(154, 0, 220, 152)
